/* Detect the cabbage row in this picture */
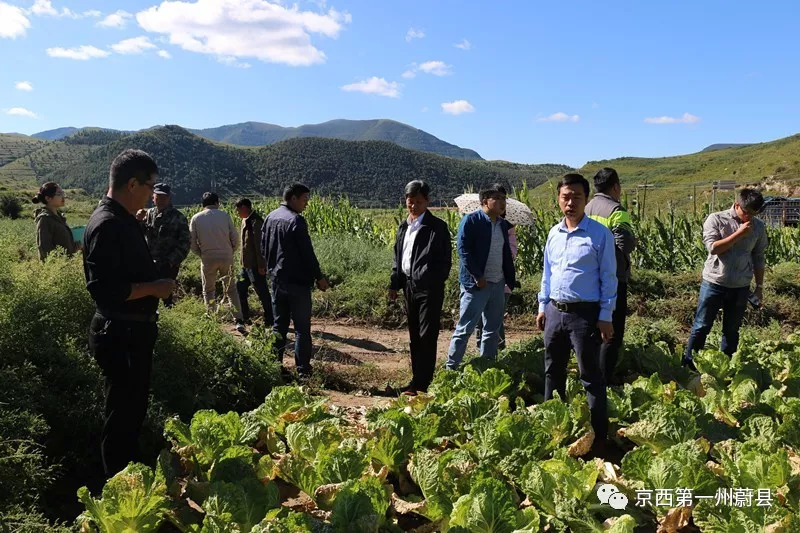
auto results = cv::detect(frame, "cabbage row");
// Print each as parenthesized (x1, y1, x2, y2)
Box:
(76, 333, 800, 532)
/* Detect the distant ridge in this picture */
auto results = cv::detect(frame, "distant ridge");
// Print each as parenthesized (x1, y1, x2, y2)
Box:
(701, 143, 755, 153)
(31, 127, 79, 140)
(189, 119, 484, 160)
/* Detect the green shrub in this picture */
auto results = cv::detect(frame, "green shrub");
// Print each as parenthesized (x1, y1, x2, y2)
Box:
(0, 195, 22, 219)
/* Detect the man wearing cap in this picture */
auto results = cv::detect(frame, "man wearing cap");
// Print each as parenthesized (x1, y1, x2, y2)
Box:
(137, 183, 190, 308)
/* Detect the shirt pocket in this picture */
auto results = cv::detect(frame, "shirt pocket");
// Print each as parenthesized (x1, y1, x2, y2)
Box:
(567, 239, 597, 266)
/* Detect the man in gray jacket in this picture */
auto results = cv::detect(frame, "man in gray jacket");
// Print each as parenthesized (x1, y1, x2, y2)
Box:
(682, 188, 768, 369)
(585, 168, 635, 384)
(189, 192, 246, 333)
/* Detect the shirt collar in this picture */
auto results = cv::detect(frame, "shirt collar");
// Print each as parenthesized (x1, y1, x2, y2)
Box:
(407, 211, 426, 227)
(558, 214, 589, 232)
(101, 195, 135, 219)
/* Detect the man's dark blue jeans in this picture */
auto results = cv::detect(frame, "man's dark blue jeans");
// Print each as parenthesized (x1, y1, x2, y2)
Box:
(683, 280, 749, 366)
(543, 301, 607, 443)
(271, 280, 313, 375)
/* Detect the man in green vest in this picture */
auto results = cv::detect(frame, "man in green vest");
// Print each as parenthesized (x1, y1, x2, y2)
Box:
(585, 168, 635, 384)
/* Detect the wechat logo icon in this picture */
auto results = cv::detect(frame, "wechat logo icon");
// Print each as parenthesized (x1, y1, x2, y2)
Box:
(597, 483, 628, 510)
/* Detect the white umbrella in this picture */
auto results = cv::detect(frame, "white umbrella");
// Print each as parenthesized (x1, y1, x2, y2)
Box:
(453, 193, 535, 226)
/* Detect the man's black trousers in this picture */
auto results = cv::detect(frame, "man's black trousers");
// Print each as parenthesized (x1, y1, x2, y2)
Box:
(271, 281, 313, 375)
(236, 268, 274, 325)
(543, 301, 608, 442)
(599, 282, 627, 384)
(404, 281, 445, 392)
(88, 314, 158, 477)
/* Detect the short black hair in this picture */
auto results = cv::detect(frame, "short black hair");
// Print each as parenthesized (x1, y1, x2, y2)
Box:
(202, 192, 219, 207)
(109, 149, 158, 191)
(404, 180, 430, 199)
(235, 198, 252, 210)
(557, 173, 590, 197)
(737, 188, 765, 213)
(593, 167, 620, 194)
(283, 183, 310, 203)
(479, 183, 507, 203)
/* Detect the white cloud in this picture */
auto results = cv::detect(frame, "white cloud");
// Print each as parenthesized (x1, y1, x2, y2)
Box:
(644, 112, 701, 124)
(454, 38, 471, 50)
(136, 0, 351, 67)
(7, 107, 37, 118)
(30, 1, 101, 19)
(218, 55, 251, 68)
(405, 27, 424, 42)
(402, 60, 452, 78)
(46, 45, 110, 60)
(341, 77, 401, 98)
(97, 10, 132, 28)
(157, 49, 171, 59)
(0, 2, 31, 39)
(111, 36, 157, 54)
(418, 60, 452, 76)
(421, 106, 429, 112)
(441, 100, 474, 115)
(538, 112, 580, 123)
(15, 81, 33, 91)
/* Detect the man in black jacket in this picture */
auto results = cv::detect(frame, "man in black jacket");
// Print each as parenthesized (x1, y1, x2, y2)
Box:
(83, 149, 175, 476)
(261, 183, 329, 377)
(389, 181, 452, 394)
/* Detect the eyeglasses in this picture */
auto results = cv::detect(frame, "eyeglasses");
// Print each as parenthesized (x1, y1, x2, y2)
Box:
(142, 181, 156, 191)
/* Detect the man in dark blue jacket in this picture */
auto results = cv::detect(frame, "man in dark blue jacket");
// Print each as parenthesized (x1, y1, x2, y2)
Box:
(445, 183, 516, 369)
(261, 183, 329, 377)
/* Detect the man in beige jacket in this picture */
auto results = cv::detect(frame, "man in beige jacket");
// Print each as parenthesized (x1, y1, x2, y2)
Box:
(189, 192, 246, 333)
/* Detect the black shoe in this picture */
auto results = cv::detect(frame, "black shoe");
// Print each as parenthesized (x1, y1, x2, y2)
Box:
(681, 357, 698, 371)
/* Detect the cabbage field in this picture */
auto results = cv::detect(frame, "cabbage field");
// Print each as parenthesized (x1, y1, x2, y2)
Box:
(76, 333, 800, 532)
(3, 192, 800, 532)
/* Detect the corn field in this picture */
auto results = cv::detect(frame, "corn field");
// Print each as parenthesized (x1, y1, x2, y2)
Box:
(184, 188, 800, 275)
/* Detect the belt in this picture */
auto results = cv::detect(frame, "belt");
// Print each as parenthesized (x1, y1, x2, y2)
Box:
(551, 300, 599, 313)
(95, 309, 158, 323)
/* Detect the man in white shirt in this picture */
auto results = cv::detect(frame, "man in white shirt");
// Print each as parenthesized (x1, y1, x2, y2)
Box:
(189, 192, 246, 333)
(389, 181, 452, 394)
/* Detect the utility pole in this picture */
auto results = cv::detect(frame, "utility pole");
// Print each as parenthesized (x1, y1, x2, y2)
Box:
(642, 178, 648, 218)
(711, 181, 717, 212)
(693, 184, 697, 217)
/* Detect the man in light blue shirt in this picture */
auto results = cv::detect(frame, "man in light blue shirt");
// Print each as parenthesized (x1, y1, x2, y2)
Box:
(537, 173, 617, 458)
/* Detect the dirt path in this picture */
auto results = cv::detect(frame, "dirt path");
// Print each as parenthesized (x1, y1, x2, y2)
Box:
(268, 318, 537, 409)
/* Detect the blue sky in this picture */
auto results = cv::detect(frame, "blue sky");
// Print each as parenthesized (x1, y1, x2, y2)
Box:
(1, 0, 798, 167)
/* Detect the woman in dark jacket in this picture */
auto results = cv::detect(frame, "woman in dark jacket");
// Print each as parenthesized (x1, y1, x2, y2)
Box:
(32, 182, 79, 260)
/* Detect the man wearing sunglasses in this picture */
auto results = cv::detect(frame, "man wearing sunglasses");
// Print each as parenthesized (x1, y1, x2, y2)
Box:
(83, 149, 176, 477)
(682, 188, 768, 369)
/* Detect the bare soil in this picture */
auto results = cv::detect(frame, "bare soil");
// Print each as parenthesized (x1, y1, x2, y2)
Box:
(251, 318, 537, 410)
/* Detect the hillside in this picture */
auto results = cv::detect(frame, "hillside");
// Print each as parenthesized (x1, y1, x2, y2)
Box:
(0, 134, 49, 168)
(530, 134, 800, 213)
(49, 126, 566, 205)
(701, 143, 754, 153)
(189, 119, 483, 160)
(31, 127, 79, 140)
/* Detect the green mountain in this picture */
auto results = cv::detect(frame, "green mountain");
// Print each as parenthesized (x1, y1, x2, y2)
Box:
(530, 133, 800, 213)
(0, 134, 49, 168)
(701, 143, 755, 153)
(31, 127, 79, 140)
(189, 119, 484, 160)
(48, 126, 565, 205)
